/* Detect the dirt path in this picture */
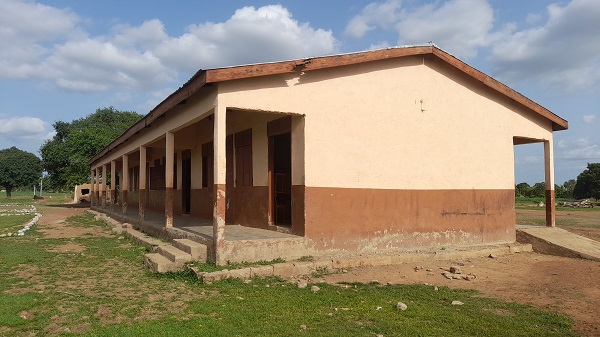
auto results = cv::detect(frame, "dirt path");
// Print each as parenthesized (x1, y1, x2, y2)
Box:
(315, 252, 600, 337)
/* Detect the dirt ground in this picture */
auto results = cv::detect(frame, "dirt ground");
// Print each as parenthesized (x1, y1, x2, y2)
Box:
(34, 203, 600, 337)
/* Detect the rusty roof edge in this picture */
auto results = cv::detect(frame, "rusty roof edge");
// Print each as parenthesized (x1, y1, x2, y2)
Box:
(87, 71, 208, 165)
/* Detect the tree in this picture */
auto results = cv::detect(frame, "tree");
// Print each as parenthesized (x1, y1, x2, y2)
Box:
(573, 163, 600, 200)
(515, 182, 531, 197)
(0, 147, 43, 197)
(556, 179, 576, 199)
(40, 107, 143, 191)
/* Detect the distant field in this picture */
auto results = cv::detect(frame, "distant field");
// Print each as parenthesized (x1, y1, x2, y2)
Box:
(0, 191, 71, 204)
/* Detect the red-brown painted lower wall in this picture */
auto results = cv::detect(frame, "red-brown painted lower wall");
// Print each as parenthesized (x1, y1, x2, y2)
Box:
(128, 191, 139, 208)
(229, 186, 269, 229)
(189, 186, 270, 229)
(190, 188, 213, 219)
(304, 187, 516, 251)
(291, 185, 306, 236)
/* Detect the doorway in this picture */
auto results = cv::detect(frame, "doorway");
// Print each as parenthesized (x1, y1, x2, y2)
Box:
(182, 150, 191, 214)
(270, 132, 292, 226)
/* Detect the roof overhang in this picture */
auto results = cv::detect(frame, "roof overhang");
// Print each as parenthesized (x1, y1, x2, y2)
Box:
(88, 45, 568, 166)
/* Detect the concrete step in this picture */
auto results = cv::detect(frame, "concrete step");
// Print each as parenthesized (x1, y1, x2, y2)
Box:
(125, 228, 164, 251)
(144, 253, 182, 273)
(157, 244, 192, 263)
(172, 239, 208, 262)
(517, 227, 600, 261)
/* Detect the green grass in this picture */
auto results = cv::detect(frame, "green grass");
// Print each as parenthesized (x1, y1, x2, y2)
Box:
(0, 212, 580, 337)
(0, 191, 71, 204)
(0, 214, 35, 235)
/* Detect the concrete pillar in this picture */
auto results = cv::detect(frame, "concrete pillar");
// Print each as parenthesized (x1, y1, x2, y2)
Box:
(95, 167, 100, 207)
(544, 140, 555, 227)
(139, 146, 147, 221)
(213, 105, 227, 264)
(110, 160, 116, 211)
(165, 132, 175, 228)
(90, 168, 96, 206)
(122, 154, 129, 216)
(101, 164, 107, 209)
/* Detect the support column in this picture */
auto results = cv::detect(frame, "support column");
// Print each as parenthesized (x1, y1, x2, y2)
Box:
(95, 167, 100, 207)
(90, 168, 96, 206)
(213, 105, 227, 264)
(101, 164, 107, 209)
(139, 146, 147, 221)
(165, 132, 175, 228)
(122, 154, 129, 216)
(544, 140, 555, 227)
(110, 160, 116, 211)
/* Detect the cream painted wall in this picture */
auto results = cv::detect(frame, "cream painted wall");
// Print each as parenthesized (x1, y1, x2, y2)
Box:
(217, 56, 554, 190)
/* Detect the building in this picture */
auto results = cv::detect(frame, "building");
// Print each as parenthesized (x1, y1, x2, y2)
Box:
(87, 45, 568, 264)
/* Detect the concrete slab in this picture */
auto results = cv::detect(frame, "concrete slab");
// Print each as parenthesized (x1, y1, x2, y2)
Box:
(156, 245, 192, 263)
(125, 228, 165, 250)
(172, 239, 207, 262)
(517, 227, 600, 261)
(144, 253, 180, 273)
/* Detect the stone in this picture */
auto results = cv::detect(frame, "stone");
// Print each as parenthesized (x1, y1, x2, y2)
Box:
(488, 254, 497, 259)
(449, 266, 462, 274)
(434, 286, 439, 291)
(462, 274, 476, 281)
(300, 324, 307, 330)
(442, 272, 460, 280)
(310, 285, 320, 293)
(451, 300, 464, 305)
(297, 281, 308, 289)
(19, 311, 34, 320)
(395, 302, 408, 311)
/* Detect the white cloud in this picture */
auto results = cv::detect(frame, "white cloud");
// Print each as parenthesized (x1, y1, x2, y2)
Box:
(0, 0, 79, 79)
(369, 41, 392, 50)
(344, 0, 494, 58)
(0, 116, 50, 140)
(344, 0, 402, 38)
(556, 137, 600, 160)
(155, 5, 338, 72)
(583, 114, 597, 124)
(525, 13, 542, 25)
(0, 2, 338, 93)
(490, 0, 600, 91)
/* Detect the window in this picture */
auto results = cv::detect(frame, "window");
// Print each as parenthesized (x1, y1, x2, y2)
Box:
(235, 129, 253, 186)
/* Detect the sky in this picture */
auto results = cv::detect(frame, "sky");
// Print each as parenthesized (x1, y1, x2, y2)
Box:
(0, 0, 599, 185)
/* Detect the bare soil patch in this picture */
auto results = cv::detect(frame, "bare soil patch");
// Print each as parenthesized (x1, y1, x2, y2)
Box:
(35, 205, 112, 239)
(315, 252, 600, 337)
